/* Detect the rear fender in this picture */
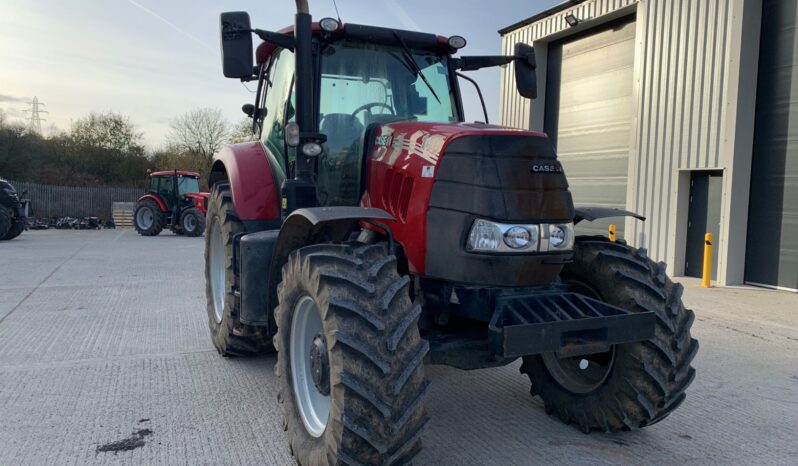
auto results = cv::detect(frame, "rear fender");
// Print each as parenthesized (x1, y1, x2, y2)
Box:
(138, 194, 167, 212)
(209, 142, 284, 228)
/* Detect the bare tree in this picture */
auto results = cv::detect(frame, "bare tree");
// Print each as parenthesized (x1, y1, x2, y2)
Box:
(228, 118, 257, 144)
(168, 108, 229, 160)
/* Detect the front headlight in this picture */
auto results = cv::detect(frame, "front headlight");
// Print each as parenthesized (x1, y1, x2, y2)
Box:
(544, 223, 574, 250)
(466, 219, 539, 253)
(466, 219, 572, 253)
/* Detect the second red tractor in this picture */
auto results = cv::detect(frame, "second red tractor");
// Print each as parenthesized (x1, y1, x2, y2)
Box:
(134, 170, 209, 237)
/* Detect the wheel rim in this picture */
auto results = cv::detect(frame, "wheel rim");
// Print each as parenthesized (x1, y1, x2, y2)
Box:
(290, 296, 330, 437)
(208, 219, 226, 324)
(136, 207, 153, 229)
(184, 213, 196, 232)
(542, 279, 616, 394)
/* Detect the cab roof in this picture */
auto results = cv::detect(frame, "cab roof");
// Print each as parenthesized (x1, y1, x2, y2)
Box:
(256, 22, 452, 64)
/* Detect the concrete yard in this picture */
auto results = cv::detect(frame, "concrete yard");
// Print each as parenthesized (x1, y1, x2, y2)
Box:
(1, 229, 796, 465)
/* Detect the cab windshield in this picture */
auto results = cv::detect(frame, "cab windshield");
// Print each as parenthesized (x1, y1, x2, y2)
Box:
(177, 176, 200, 195)
(316, 40, 458, 206)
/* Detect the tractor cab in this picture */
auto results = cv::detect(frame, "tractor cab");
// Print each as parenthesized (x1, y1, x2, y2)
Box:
(146, 171, 202, 210)
(221, 13, 536, 212)
(263, 38, 461, 206)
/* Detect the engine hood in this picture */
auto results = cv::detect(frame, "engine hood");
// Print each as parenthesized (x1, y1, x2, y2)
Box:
(364, 121, 574, 278)
(370, 122, 543, 166)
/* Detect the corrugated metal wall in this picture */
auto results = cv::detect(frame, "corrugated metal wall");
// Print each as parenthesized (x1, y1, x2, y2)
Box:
(9, 180, 140, 219)
(500, 0, 734, 269)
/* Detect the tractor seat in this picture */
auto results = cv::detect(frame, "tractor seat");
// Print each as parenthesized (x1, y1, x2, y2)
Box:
(320, 113, 364, 158)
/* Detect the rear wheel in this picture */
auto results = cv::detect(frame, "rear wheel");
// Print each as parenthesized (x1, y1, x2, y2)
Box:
(275, 242, 429, 466)
(521, 237, 698, 432)
(2, 219, 24, 240)
(0, 206, 12, 240)
(204, 183, 271, 356)
(134, 200, 164, 236)
(180, 207, 205, 237)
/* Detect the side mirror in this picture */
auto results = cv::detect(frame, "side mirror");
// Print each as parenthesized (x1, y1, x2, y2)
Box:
(220, 12, 254, 79)
(514, 43, 537, 99)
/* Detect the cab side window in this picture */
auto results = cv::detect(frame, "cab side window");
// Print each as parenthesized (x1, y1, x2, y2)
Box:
(259, 48, 295, 172)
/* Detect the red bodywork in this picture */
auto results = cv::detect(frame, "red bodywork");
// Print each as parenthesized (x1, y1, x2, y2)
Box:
(362, 122, 548, 274)
(211, 142, 281, 222)
(186, 192, 210, 214)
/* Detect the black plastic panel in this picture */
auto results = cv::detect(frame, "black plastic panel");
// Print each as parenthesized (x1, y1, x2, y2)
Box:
(239, 229, 279, 326)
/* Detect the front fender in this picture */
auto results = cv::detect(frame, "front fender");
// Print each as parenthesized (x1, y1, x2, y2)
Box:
(573, 206, 645, 224)
(255, 207, 395, 329)
(209, 142, 284, 224)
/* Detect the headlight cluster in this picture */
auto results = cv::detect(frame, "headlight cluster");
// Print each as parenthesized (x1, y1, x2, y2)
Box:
(466, 219, 574, 253)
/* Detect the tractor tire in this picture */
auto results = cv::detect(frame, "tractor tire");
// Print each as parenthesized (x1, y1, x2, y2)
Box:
(2, 219, 24, 240)
(0, 206, 12, 240)
(275, 242, 429, 466)
(133, 200, 164, 236)
(204, 183, 271, 356)
(520, 236, 698, 433)
(180, 207, 205, 237)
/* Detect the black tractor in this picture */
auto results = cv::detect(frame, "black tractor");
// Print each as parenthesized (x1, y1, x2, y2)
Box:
(0, 178, 31, 241)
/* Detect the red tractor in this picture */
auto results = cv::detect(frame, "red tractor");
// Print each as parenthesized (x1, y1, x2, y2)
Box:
(134, 170, 209, 237)
(206, 3, 697, 465)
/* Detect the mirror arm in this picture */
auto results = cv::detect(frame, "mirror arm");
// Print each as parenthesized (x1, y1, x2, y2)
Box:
(251, 29, 296, 51)
(452, 55, 514, 71)
(455, 72, 489, 124)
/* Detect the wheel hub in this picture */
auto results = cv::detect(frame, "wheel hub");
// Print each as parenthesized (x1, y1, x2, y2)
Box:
(136, 207, 153, 229)
(309, 334, 330, 396)
(541, 278, 616, 394)
(290, 296, 330, 437)
(542, 349, 616, 394)
(208, 219, 226, 324)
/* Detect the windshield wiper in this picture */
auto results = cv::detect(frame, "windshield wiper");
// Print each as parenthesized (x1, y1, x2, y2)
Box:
(392, 31, 441, 104)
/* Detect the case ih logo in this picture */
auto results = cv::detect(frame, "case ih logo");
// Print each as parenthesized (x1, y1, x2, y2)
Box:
(530, 163, 562, 174)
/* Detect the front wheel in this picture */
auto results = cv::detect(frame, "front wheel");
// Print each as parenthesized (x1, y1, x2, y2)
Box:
(275, 242, 429, 466)
(180, 207, 205, 237)
(521, 237, 698, 433)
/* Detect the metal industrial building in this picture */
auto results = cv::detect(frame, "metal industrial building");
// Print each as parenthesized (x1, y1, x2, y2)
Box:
(498, 0, 797, 291)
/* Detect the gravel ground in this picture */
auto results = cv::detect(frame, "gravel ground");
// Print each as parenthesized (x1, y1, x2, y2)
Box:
(1, 229, 796, 465)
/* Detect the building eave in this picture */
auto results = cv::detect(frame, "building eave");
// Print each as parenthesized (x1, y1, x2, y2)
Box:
(498, 0, 588, 36)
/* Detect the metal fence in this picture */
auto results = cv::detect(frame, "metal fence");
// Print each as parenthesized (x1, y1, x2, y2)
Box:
(9, 180, 141, 219)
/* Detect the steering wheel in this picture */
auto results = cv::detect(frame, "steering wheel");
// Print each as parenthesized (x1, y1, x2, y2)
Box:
(351, 102, 395, 119)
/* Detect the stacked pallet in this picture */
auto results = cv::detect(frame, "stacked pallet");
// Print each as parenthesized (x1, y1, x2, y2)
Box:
(112, 202, 135, 228)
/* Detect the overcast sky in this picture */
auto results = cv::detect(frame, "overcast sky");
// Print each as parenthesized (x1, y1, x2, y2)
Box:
(0, 0, 559, 148)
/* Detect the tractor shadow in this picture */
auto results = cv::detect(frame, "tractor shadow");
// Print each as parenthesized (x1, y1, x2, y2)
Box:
(233, 354, 676, 465)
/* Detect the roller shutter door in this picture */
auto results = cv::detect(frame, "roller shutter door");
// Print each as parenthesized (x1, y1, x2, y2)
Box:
(544, 17, 636, 237)
(745, 0, 798, 291)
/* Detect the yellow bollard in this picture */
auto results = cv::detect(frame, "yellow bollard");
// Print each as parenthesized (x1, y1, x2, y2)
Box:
(702, 233, 713, 288)
(608, 224, 616, 242)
